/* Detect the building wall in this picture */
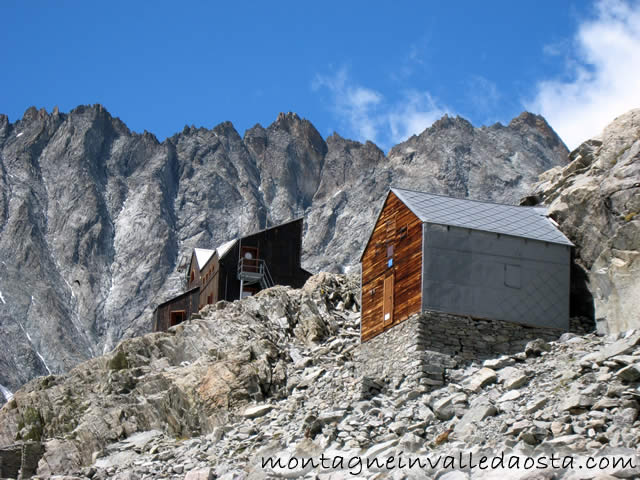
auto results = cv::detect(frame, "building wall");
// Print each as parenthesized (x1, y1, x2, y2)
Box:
(422, 224, 571, 330)
(355, 311, 564, 391)
(187, 256, 201, 290)
(153, 287, 200, 332)
(198, 256, 220, 308)
(361, 192, 423, 342)
(218, 219, 311, 302)
(0, 442, 44, 479)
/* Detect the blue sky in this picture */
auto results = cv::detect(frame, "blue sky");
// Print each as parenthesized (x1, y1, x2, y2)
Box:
(1, 0, 639, 150)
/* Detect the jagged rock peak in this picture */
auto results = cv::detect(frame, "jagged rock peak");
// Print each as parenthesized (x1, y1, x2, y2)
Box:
(211, 120, 241, 138)
(325, 132, 385, 157)
(21, 105, 50, 122)
(271, 111, 304, 130)
(509, 111, 565, 145)
(428, 114, 474, 133)
(266, 111, 327, 155)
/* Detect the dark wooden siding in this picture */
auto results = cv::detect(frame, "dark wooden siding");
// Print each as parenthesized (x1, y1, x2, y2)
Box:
(153, 287, 200, 332)
(218, 218, 311, 301)
(361, 192, 423, 342)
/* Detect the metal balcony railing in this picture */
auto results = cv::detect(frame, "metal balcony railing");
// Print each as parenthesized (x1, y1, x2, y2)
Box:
(237, 258, 275, 290)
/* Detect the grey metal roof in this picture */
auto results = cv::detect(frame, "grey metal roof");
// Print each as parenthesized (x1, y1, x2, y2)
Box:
(391, 187, 573, 246)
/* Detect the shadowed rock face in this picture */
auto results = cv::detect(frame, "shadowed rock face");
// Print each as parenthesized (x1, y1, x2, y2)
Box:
(0, 105, 568, 394)
(529, 108, 640, 334)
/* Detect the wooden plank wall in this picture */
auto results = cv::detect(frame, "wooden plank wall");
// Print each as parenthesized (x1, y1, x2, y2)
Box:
(187, 255, 201, 290)
(361, 192, 423, 342)
(199, 256, 220, 308)
(153, 287, 200, 332)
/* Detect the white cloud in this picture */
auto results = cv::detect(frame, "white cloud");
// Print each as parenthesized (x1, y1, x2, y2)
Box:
(527, 0, 640, 149)
(313, 68, 450, 149)
(387, 91, 447, 144)
(465, 75, 501, 122)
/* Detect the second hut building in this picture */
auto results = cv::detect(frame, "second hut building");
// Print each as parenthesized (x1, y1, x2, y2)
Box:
(154, 218, 311, 331)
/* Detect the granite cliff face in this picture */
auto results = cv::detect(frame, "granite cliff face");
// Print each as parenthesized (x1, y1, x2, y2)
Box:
(0, 105, 568, 397)
(528, 109, 640, 334)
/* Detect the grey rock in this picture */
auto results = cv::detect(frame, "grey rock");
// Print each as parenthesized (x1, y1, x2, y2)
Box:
(184, 468, 214, 480)
(561, 394, 595, 412)
(363, 439, 399, 459)
(540, 434, 586, 448)
(432, 396, 456, 421)
(453, 398, 497, 440)
(531, 108, 640, 334)
(524, 339, 551, 357)
(388, 420, 409, 435)
(241, 405, 273, 419)
(483, 356, 515, 370)
(614, 408, 639, 425)
(0, 105, 568, 395)
(581, 332, 640, 365)
(498, 366, 528, 390)
(507, 420, 533, 436)
(525, 397, 548, 414)
(616, 364, 640, 382)
(465, 367, 497, 392)
(498, 390, 521, 403)
(398, 432, 424, 452)
(438, 472, 469, 480)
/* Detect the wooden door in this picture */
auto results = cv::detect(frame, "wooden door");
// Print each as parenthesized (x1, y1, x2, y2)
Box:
(240, 246, 259, 272)
(383, 273, 394, 324)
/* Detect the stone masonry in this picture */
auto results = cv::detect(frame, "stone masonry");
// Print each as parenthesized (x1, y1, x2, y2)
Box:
(0, 441, 42, 479)
(356, 310, 565, 392)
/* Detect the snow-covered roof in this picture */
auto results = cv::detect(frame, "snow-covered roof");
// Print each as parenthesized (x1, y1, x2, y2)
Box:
(193, 248, 216, 270)
(216, 239, 237, 259)
(392, 187, 573, 246)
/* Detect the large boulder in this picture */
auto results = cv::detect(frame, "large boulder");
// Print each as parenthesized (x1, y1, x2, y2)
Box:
(529, 109, 640, 333)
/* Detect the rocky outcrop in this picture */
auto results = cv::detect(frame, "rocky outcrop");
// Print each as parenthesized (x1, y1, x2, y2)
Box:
(0, 104, 568, 395)
(528, 109, 640, 333)
(0, 273, 360, 475)
(2, 275, 640, 479)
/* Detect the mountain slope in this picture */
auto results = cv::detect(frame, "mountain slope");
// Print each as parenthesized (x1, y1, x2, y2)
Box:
(0, 105, 568, 396)
(1, 274, 639, 479)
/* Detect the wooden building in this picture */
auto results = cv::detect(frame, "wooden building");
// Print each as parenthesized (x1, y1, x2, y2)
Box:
(360, 188, 573, 342)
(153, 218, 311, 332)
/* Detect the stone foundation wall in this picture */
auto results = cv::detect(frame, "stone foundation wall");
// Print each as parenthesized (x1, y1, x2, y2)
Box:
(0, 444, 21, 479)
(0, 442, 43, 479)
(356, 310, 565, 392)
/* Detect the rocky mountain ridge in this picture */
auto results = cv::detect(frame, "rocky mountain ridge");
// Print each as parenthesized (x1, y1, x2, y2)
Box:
(0, 104, 568, 395)
(1, 273, 640, 479)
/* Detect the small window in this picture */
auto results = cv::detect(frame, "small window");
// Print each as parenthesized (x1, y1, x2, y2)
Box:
(388, 258, 393, 268)
(387, 245, 394, 258)
(504, 264, 521, 289)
